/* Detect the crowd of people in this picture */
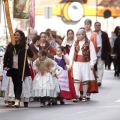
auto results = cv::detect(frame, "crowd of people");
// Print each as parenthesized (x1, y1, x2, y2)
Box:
(0, 18, 119, 108)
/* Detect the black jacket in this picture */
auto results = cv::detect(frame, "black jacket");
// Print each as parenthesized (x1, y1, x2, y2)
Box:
(101, 31, 111, 61)
(4, 40, 33, 78)
(113, 35, 120, 57)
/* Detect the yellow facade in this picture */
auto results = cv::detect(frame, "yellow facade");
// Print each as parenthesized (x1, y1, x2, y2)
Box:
(35, 3, 120, 17)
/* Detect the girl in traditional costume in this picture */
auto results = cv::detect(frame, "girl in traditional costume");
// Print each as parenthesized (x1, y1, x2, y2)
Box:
(54, 47, 76, 104)
(61, 30, 77, 100)
(32, 50, 59, 107)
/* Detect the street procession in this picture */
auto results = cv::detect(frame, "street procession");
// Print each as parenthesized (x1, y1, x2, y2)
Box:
(0, 0, 120, 120)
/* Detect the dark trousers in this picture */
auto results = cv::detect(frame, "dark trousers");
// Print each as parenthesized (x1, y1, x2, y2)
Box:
(105, 54, 112, 69)
(115, 57, 120, 76)
(11, 68, 23, 100)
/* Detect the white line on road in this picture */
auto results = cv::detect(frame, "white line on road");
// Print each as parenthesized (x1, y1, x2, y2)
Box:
(76, 109, 96, 114)
(115, 99, 120, 102)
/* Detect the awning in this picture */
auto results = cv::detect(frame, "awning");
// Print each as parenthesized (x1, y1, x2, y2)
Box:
(35, 0, 87, 7)
(99, 0, 120, 7)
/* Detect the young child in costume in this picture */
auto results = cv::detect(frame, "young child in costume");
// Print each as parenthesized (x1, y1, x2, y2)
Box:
(32, 50, 60, 107)
(54, 47, 76, 104)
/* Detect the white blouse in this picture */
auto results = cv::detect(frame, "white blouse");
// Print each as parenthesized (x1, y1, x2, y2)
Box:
(12, 54, 18, 69)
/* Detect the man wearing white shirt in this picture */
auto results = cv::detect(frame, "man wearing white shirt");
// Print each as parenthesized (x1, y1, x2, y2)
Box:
(94, 22, 111, 86)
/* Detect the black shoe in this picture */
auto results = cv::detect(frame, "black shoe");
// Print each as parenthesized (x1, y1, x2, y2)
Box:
(47, 101, 52, 106)
(98, 82, 101, 86)
(108, 67, 111, 70)
(79, 96, 83, 101)
(11, 101, 15, 106)
(60, 100, 65, 105)
(40, 103, 45, 107)
(52, 101, 57, 105)
(51, 99, 57, 105)
(24, 102, 28, 107)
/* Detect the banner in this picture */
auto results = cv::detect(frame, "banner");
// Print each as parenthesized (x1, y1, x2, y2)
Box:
(3, 0, 15, 45)
(0, 0, 1, 23)
(13, 0, 30, 19)
(30, 0, 35, 28)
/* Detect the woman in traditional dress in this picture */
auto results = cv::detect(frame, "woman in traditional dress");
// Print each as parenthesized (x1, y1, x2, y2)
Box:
(61, 29, 74, 54)
(32, 50, 59, 107)
(30, 35, 40, 61)
(39, 32, 56, 57)
(29, 35, 40, 80)
(49, 31, 59, 49)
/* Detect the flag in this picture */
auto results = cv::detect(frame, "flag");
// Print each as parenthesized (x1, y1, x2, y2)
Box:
(13, 0, 30, 19)
(0, 0, 1, 23)
(30, 0, 35, 28)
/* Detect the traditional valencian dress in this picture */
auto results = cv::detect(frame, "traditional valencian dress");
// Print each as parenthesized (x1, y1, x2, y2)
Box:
(30, 43, 40, 62)
(69, 38, 98, 95)
(61, 36, 74, 54)
(54, 55, 76, 99)
(86, 30, 101, 53)
(32, 57, 60, 98)
(39, 41, 56, 57)
(29, 43, 40, 80)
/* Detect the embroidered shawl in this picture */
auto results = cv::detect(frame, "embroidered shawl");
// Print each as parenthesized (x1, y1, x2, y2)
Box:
(35, 57, 55, 76)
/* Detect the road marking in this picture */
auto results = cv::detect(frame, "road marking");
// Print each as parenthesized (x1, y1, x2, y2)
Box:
(115, 99, 120, 102)
(76, 109, 96, 114)
(0, 108, 28, 113)
(0, 109, 7, 113)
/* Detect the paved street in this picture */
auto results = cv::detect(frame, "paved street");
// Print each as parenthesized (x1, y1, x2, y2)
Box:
(0, 69, 120, 120)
